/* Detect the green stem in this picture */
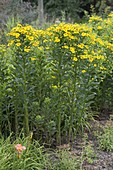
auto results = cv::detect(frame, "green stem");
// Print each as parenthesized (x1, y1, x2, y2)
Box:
(23, 57, 29, 136)
(24, 98, 29, 136)
(14, 106, 18, 137)
(56, 51, 62, 145)
(69, 60, 77, 142)
(57, 111, 61, 145)
(14, 85, 19, 137)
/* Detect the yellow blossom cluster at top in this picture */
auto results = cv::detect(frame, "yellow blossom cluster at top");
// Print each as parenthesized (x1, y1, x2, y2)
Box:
(7, 24, 45, 54)
(6, 13, 113, 73)
(44, 22, 107, 65)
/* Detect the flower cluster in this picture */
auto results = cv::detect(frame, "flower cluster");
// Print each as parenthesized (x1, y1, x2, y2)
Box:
(7, 13, 113, 75)
(7, 24, 45, 56)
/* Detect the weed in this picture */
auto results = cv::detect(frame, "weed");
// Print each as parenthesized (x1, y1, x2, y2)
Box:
(98, 121, 113, 152)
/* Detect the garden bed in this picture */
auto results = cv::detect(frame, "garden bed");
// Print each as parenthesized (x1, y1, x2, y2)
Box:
(53, 112, 113, 170)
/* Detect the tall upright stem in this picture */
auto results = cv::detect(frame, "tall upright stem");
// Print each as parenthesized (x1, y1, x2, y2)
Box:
(56, 52, 62, 145)
(23, 57, 29, 136)
(14, 104, 18, 137)
(69, 60, 77, 142)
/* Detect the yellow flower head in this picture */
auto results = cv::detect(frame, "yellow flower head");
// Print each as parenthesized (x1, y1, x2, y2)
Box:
(31, 57, 36, 61)
(27, 36, 34, 41)
(94, 64, 97, 67)
(24, 48, 30, 52)
(78, 44, 84, 49)
(82, 70, 86, 73)
(54, 37, 60, 42)
(62, 45, 68, 49)
(70, 47, 75, 53)
(73, 57, 78, 61)
(16, 43, 21, 47)
(32, 41, 39, 46)
(97, 26, 102, 30)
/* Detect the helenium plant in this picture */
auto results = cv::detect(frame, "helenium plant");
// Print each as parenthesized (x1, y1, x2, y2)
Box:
(7, 24, 40, 136)
(2, 13, 113, 145)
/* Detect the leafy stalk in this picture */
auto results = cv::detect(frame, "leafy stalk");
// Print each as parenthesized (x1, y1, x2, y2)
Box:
(23, 55, 29, 136)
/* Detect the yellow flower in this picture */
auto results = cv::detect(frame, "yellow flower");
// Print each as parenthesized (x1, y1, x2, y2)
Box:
(15, 33, 20, 38)
(78, 44, 84, 49)
(80, 55, 87, 60)
(54, 37, 60, 42)
(21, 29, 27, 34)
(90, 34, 96, 41)
(64, 32, 69, 37)
(73, 57, 78, 61)
(27, 36, 34, 41)
(97, 26, 102, 30)
(100, 67, 106, 70)
(24, 48, 30, 52)
(69, 35, 75, 40)
(96, 38, 104, 46)
(70, 47, 75, 53)
(89, 57, 94, 62)
(94, 64, 97, 67)
(82, 70, 86, 73)
(62, 45, 68, 49)
(16, 43, 21, 47)
(96, 55, 105, 60)
(32, 41, 39, 46)
(81, 32, 88, 37)
(31, 57, 36, 61)
(108, 13, 113, 17)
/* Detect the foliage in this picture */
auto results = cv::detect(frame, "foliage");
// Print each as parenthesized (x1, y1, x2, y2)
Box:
(89, 13, 113, 111)
(0, 133, 98, 170)
(81, 134, 96, 165)
(52, 149, 79, 170)
(0, 134, 51, 170)
(51, 134, 96, 170)
(98, 121, 113, 151)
